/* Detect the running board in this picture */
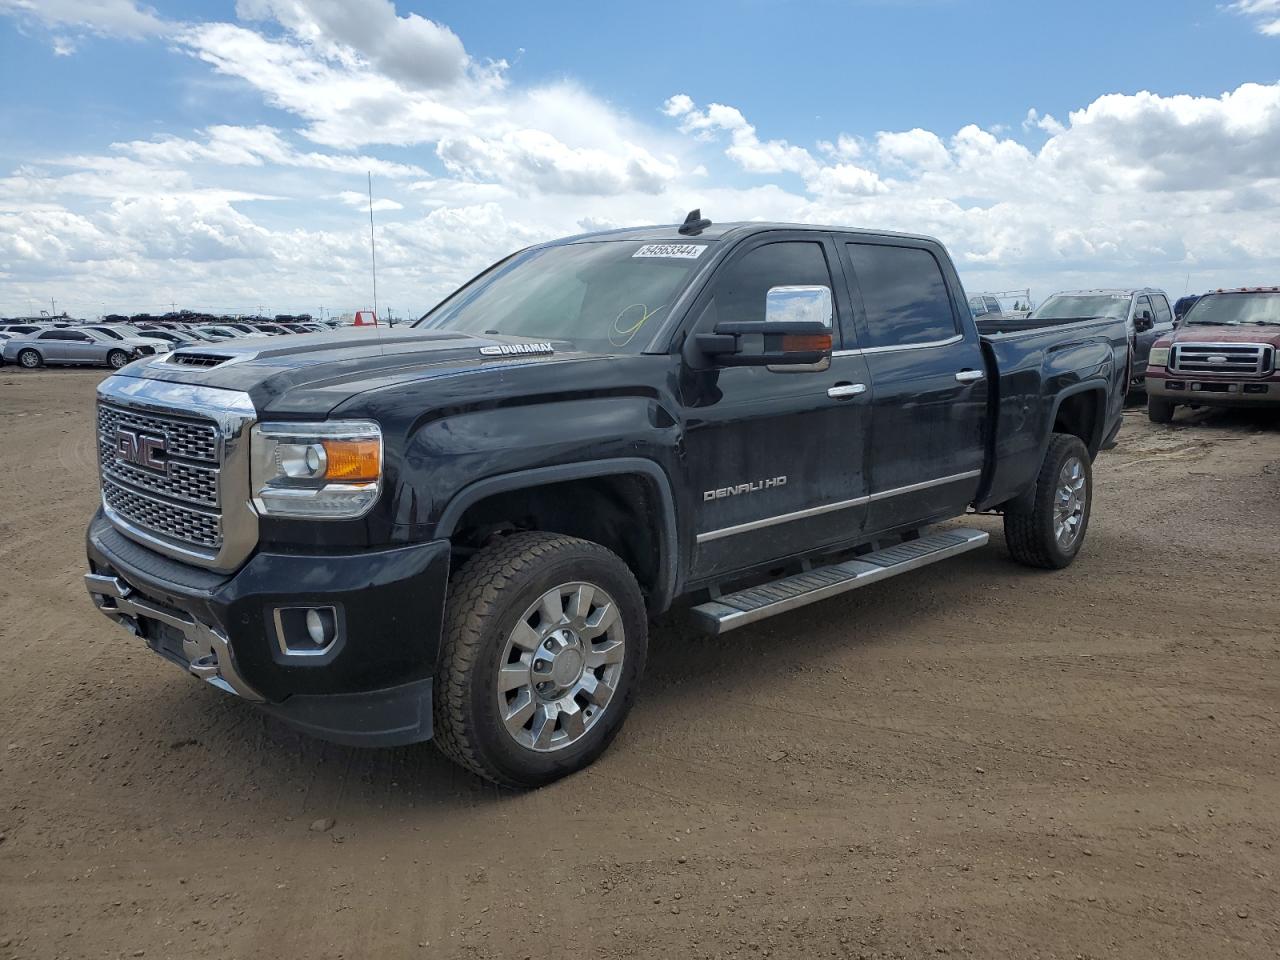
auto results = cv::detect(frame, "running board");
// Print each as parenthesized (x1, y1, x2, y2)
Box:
(690, 528, 989, 635)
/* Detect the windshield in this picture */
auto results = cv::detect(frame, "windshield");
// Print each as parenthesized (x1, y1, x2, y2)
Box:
(92, 327, 124, 340)
(415, 240, 710, 353)
(1032, 294, 1130, 321)
(1182, 292, 1280, 326)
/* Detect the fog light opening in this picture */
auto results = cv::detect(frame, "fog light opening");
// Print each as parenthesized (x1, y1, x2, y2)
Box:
(273, 605, 339, 657)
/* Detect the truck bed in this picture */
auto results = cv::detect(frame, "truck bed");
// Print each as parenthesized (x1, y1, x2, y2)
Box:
(976, 316, 1129, 511)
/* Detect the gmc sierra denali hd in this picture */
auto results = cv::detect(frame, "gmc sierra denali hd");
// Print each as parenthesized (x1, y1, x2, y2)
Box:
(85, 216, 1128, 787)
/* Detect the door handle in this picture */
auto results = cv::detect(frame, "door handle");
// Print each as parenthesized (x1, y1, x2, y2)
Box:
(955, 370, 985, 383)
(827, 383, 867, 400)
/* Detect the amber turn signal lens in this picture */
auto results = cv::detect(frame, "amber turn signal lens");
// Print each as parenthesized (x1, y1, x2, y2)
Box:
(321, 439, 381, 481)
(780, 333, 832, 353)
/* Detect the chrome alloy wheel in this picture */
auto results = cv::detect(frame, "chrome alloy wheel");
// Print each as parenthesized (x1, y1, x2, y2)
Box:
(496, 581, 625, 753)
(1054, 456, 1087, 549)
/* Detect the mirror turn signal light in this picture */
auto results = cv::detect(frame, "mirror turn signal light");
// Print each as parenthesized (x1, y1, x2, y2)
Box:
(779, 333, 832, 353)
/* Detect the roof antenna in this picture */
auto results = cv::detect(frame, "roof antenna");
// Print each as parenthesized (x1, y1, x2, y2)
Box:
(678, 208, 711, 236)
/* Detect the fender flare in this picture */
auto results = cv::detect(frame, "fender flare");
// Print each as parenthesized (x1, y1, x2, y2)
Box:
(435, 457, 680, 612)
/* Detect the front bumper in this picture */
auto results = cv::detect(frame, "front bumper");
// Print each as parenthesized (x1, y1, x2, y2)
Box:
(1147, 370, 1279, 406)
(85, 511, 450, 746)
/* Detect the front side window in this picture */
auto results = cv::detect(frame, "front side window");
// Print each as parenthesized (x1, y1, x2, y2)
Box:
(700, 240, 833, 331)
(1151, 295, 1173, 325)
(846, 243, 957, 348)
(418, 240, 711, 354)
(1136, 295, 1153, 318)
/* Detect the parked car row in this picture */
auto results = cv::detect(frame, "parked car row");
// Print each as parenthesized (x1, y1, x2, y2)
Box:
(0, 315, 338, 369)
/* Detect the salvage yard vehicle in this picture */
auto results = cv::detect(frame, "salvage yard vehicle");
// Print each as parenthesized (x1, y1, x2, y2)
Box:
(2, 327, 166, 369)
(980, 288, 1173, 389)
(1145, 287, 1280, 422)
(83, 216, 1128, 787)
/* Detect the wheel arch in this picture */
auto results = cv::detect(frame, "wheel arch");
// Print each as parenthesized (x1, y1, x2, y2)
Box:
(435, 458, 679, 613)
(1047, 383, 1106, 459)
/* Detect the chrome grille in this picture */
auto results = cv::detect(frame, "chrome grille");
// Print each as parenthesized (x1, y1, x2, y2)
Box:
(102, 483, 221, 549)
(97, 400, 223, 550)
(1171, 342, 1271, 376)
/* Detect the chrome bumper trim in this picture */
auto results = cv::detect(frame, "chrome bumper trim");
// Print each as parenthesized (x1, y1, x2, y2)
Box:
(84, 572, 265, 702)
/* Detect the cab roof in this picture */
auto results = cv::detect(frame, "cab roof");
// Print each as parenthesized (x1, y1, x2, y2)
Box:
(550, 220, 942, 247)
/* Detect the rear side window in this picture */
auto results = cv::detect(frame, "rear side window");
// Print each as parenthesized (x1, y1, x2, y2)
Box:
(1151, 295, 1172, 325)
(846, 243, 958, 348)
(703, 240, 833, 328)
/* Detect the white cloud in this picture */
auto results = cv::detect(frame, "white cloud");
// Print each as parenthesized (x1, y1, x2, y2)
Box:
(113, 125, 427, 178)
(0, 0, 166, 37)
(337, 191, 402, 211)
(664, 94, 817, 176)
(876, 128, 952, 170)
(1230, 0, 1280, 35)
(235, 0, 472, 91)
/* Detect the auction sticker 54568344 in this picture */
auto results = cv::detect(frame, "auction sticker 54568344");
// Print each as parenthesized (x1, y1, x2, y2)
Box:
(632, 243, 707, 259)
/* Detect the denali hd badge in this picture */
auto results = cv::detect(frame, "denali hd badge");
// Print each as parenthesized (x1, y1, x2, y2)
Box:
(703, 476, 787, 501)
(479, 342, 555, 357)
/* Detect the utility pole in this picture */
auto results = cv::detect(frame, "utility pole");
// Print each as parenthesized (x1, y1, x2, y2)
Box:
(368, 171, 379, 322)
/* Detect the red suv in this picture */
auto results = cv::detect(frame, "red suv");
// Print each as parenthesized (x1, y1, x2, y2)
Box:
(1146, 288, 1280, 423)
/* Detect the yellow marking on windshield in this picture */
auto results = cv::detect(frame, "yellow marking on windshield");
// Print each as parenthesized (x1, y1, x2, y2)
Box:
(610, 303, 665, 348)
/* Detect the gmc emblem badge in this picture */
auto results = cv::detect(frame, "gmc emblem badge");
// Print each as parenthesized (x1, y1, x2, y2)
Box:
(115, 428, 167, 473)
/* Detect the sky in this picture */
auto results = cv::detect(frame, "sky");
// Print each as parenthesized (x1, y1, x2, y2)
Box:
(1, 0, 1279, 319)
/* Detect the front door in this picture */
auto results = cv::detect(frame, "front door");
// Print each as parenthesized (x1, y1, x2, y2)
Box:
(839, 240, 988, 535)
(679, 233, 873, 582)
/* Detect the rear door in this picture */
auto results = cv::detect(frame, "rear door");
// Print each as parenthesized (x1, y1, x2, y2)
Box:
(681, 232, 873, 581)
(839, 239, 988, 536)
(35, 330, 71, 361)
(1133, 294, 1157, 373)
(1149, 292, 1175, 341)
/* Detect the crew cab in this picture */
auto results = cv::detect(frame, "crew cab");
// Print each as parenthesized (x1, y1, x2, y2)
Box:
(1145, 287, 1280, 422)
(83, 217, 1128, 787)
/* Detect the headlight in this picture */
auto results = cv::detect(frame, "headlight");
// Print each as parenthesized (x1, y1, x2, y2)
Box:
(251, 421, 382, 518)
(1149, 347, 1170, 368)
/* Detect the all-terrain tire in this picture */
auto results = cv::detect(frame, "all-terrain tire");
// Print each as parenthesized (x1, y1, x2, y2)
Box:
(1003, 433, 1092, 570)
(1147, 397, 1175, 424)
(433, 531, 648, 788)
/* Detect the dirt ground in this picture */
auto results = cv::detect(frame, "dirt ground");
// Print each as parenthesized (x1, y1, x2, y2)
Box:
(1, 368, 1277, 960)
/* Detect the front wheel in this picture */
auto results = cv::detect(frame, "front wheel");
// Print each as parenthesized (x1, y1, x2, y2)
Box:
(106, 349, 130, 369)
(433, 532, 648, 788)
(17, 348, 42, 369)
(1147, 397, 1175, 424)
(1003, 433, 1092, 570)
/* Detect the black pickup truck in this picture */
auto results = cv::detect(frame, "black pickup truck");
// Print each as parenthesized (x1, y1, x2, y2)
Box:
(85, 217, 1128, 786)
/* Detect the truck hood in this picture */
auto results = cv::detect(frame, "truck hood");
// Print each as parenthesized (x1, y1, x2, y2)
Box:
(113, 327, 599, 416)
(1164, 324, 1280, 346)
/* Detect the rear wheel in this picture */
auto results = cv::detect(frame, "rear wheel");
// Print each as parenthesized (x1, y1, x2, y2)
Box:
(1147, 397, 1175, 424)
(1004, 433, 1092, 570)
(17, 348, 41, 369)
(433, 532, 647, 788)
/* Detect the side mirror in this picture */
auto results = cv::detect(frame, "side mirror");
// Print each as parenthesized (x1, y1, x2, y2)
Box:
(694, 285, 833, 370)
(1134, 310, 1154, 332)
